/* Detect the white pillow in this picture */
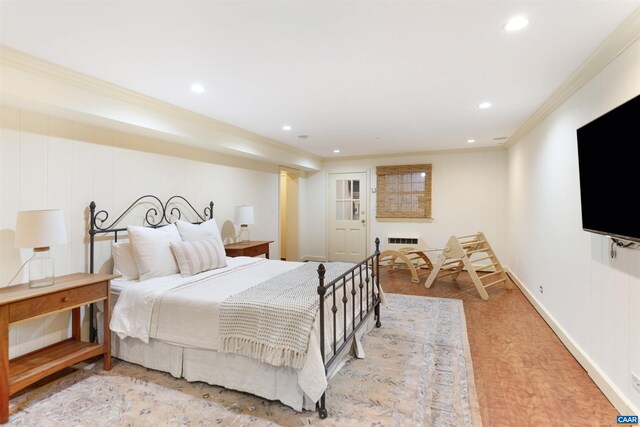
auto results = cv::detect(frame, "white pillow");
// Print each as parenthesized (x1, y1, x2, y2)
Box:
(175, 219, 226, 256)
(112, 242, 139, 280)
(175, 219, 222, 242)
(171, 239, 227, 276)
(127, 224, 182, 280)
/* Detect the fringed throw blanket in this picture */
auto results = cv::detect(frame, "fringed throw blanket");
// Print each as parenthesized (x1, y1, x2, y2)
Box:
(219, 262, 354, 370)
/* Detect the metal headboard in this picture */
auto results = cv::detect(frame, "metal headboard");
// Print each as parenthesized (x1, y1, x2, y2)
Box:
(87, 195, 214, 341)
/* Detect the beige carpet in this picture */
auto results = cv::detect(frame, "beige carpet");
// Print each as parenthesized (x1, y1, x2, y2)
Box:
(8, 294, 482, 426)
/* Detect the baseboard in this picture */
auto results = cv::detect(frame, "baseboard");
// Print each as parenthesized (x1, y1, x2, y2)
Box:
(300, 255, 327, 262)
(505, 266, 639, 416)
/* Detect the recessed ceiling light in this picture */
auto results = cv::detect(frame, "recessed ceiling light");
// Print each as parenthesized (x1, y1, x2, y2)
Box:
(504, 16, 529, 32)
(478, 102, 492, 109)
(282, 125, 292, 131)
(190, 84, 204, 93)
(467, 139, 475, 143)
(333, 149, 340, 153)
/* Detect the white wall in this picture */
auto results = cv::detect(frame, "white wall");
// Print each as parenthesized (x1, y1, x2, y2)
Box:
(507, 38, 640, 412)
(300, 149, 508, 261)
(0, 106, 280, 358)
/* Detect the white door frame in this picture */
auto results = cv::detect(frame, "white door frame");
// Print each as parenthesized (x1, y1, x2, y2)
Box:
(325, 170, 370, 262)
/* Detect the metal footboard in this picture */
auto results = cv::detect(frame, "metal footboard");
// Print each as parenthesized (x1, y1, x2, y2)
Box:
(316, 237, 381, 418)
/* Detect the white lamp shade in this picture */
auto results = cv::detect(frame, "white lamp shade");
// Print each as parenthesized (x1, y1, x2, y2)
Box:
(15, 209, 67, 249)
(234, 205, 255, 225)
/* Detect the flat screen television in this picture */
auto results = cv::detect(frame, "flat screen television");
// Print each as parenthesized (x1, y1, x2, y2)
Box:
(576, 94, 640, 242)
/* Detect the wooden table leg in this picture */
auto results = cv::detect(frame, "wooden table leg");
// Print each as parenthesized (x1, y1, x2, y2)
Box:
(71, 307, 81, 340)
(1, 305, 10, 424)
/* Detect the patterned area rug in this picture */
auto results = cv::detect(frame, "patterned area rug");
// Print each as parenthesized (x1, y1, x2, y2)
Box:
(8, 294, 482, 426)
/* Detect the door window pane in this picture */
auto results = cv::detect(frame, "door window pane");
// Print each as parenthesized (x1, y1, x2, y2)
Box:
(335, 178, 363, 221)
(352, 201, 360, 220)
(336, 201, 353, 220)
(336, 180, 345, 199)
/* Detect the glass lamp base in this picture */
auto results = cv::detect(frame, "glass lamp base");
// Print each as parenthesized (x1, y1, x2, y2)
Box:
(238, 225, 250, 245)
(29, 249, 55, 288)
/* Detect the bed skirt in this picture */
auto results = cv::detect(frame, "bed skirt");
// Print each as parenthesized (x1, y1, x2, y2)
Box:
(101, 309, 374, 411)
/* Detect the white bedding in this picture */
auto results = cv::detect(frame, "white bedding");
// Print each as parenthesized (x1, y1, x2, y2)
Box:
(110, 256, 301, 348)
(108, 256, 379, 411)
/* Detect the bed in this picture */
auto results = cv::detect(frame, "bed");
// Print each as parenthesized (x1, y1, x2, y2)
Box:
(87, 195, 382, 418)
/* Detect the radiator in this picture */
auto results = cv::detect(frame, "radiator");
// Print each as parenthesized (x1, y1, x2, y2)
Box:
(385, 236, 422, 250)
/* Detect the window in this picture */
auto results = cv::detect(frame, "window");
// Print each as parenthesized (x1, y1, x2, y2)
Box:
(335, 179, 360, 221)
(376, 164, 432, 219)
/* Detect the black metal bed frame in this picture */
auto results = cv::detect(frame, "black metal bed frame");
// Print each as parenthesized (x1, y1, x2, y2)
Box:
(87, 195, 381, 419)
(88, 195, 213, 341)
(316, 239, 382, 418)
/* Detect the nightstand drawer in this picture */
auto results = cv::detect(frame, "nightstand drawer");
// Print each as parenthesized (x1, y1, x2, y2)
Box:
(244, 244, 267, 257)
(224, 241, 272, 258)
(9, 282, 107, 324)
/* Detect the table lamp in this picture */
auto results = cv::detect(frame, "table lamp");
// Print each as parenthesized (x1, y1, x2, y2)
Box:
(234, 205, 255, 245)
(15, 209, 67, 288)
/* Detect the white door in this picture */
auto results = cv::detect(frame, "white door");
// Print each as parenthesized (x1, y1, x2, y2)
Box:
(329, 172, 368, 262)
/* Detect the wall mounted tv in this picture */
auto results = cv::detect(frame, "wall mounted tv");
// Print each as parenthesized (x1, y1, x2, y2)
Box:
(576, 94, 640, 243)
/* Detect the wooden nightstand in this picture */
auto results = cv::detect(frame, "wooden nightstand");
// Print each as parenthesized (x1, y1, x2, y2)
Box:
(0, 273, 116, 424)
(224, 240, 274, 259)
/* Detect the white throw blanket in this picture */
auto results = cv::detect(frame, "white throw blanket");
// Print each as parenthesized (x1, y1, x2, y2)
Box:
(218, 262, 354, 370)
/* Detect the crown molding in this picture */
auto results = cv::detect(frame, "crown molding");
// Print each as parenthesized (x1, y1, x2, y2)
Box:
(324, 144, 506, 163)
(506, 7, 640, 148)
(0, 45, 322, 171)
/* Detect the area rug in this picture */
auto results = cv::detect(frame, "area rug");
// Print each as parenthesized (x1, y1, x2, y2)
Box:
(8, 294, 482, 426)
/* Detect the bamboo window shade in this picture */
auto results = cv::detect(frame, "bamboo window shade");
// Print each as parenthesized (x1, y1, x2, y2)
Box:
(376, 164, 432, 219)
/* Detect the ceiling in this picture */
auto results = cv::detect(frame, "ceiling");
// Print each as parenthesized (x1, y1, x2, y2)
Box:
(0, 1, 638, 158)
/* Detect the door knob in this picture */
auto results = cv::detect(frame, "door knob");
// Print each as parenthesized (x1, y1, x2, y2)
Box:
(361, 219, 366, 224)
